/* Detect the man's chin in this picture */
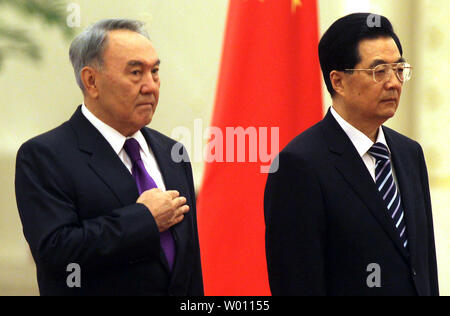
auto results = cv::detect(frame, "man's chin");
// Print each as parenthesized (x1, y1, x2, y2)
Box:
(379, 101, 398, 116)
(136, 107, 154, 123)
(142, 115, 153, 127)
(135, 118, 152, 130)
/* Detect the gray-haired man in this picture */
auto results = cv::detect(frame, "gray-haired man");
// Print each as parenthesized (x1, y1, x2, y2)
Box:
(15, 19, 203, 296)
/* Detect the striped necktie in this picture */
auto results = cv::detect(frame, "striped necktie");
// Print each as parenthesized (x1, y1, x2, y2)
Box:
(368, 143, 408, 249)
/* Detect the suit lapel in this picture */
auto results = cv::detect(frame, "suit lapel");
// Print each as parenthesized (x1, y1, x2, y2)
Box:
(69, 106, 190, 277)
(69, 106, 139, 207)
(141, 128, 189, 275)
(383, 127, 417, 266)
(321, 110, 409, 262)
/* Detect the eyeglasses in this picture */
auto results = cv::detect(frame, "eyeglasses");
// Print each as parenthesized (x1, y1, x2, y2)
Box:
(344, 62, 413, 83)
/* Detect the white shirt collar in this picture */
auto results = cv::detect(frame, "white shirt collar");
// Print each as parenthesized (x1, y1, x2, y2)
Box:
(330, 106, 389, 158)
(81, 103, 150, 158)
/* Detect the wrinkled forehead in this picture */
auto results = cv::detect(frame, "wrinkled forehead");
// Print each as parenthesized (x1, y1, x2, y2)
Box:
(357, 37, 402, 67)
(102, 29, 158, 66)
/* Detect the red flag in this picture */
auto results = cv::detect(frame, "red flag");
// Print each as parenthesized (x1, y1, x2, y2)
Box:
(197, 0, 323, 295)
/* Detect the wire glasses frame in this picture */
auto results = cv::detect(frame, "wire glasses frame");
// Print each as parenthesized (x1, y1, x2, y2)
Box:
(344, 62, 413, 83)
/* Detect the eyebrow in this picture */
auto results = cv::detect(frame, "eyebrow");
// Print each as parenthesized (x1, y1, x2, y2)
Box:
(369, 57, 405, 68)
(126, 59, 161, 68)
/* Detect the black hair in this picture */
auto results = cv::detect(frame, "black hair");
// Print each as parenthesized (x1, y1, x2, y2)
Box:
(318, 13, 403, 96)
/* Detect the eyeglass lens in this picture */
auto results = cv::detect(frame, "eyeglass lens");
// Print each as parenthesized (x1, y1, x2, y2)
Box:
(373, 63, 412, 82)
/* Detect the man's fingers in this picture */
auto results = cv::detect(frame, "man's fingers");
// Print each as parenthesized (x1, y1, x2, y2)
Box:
(174, 214, 185, 225)
(179, 204, 189, 214)
(173, 196, 187, 208)
(172, 205, 189, 224)
(166, 190, 180, 198)
(161, 206, 188, 231)
(174, 206, 189, 221)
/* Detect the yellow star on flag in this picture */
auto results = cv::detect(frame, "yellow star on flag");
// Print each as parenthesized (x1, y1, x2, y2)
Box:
(292, 0, 302, 13)
(250, 0, 302, 13)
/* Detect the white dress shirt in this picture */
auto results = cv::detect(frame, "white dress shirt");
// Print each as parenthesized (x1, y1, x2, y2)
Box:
(330, 106, 399, 187)
(81, 103, 166, 191)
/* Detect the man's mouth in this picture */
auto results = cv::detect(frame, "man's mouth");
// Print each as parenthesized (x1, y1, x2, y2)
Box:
(137, 102, 154, 107)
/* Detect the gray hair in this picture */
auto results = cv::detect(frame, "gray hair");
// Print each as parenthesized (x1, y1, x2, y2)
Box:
(69, 18, 150, 92)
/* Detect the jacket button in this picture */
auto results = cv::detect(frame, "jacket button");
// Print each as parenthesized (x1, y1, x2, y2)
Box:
(412, 268, 417, 276)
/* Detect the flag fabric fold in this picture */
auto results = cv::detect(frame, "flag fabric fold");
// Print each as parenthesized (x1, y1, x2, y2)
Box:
(197, 0, 323, 295)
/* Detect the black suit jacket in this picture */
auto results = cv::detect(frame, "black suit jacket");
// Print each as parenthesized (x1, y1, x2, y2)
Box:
(15, 106, 203, 296)
(264, 109, 439, 296)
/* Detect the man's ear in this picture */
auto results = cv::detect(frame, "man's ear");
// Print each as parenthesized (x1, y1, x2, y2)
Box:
(330, 70, 346, 97)
(80, 66, 99, 98)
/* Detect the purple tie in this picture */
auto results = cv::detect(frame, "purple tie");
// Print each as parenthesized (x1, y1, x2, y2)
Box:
(124, 138, 176, 270)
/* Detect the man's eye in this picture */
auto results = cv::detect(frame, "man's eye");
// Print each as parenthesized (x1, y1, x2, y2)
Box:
(152, 68, 159, 74)
(131, 70, 141, 75)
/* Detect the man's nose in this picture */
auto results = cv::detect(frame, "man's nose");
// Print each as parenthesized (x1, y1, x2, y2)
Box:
(384, 68, 402, 90)
(140, 72, 159, 94)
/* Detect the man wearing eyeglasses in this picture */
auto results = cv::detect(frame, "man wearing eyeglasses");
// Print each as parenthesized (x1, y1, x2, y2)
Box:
(264, 13, 439, 296)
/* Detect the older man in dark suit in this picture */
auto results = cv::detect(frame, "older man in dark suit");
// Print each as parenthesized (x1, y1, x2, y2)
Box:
(264, 13, 439, 296)
(15, 19, 203, 296)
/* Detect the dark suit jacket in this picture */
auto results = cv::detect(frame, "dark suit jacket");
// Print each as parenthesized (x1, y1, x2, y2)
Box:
(15, 106, 203, 296)
(264, 109, 439, 296)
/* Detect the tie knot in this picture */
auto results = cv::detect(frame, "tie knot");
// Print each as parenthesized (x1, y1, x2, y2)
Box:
(123, 138, 142, 163)
(368, 142, 390, 161)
